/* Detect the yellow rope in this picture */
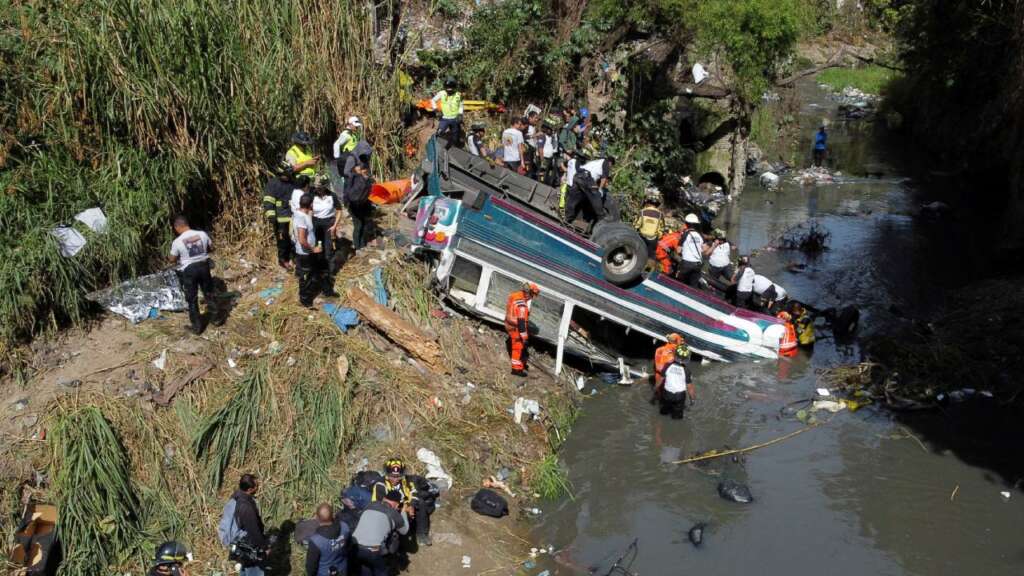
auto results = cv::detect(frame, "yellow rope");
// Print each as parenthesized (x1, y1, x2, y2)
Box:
(673, 423, 821, 465)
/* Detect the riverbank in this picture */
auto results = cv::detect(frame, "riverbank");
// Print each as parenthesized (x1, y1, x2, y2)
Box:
(0, 203, 578, 575)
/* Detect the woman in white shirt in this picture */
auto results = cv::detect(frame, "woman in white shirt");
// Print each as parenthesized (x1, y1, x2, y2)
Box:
(705, 229, 733, 284)
(311, 179, 344, 297)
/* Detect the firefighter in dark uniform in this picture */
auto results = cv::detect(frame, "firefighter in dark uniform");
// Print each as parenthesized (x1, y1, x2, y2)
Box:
(263, 160, 295, 270)
(370, 457, 437, 547)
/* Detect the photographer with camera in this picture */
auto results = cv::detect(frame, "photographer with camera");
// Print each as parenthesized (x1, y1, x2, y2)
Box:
(149, 541, 191, 576)
(218, 473, 269, 576)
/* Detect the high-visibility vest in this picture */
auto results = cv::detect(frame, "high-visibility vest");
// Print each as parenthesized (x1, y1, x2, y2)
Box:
(340, 130, 358, 154)
(635, 207, 664, 240)
(440, 91, 462, 119)
(795, 313, 815, 346)
(286, 145, 316, 177)
(504, 290, 530, 334)
(778, 313, 798, 357)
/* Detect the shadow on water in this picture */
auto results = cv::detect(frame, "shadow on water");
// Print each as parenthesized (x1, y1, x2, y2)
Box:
(530, 80, 1024, 576)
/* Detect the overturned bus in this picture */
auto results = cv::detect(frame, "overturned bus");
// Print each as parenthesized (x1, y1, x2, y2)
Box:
(408, 141, 786, 375)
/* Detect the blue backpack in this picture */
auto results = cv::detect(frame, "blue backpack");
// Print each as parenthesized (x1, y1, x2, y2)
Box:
(217, 497, 247, 547)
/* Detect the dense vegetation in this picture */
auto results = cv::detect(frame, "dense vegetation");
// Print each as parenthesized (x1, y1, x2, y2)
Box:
(882, 0, 1024, 242)
(0, 0, 405, 348)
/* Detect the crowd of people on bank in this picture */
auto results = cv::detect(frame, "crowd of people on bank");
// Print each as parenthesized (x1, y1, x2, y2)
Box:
(149, 459, 437, 576)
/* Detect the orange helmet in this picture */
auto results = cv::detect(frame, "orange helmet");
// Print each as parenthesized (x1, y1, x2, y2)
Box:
(523, 281, 540, 295)
(666, 333, 684, 344)
(776, 311, 792, 321)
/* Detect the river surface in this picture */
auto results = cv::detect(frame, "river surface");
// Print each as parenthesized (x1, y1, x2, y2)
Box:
(528, 82, 1024, 575)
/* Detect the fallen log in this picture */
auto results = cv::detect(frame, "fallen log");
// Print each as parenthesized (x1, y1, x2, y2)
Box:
(345, 287, 446, 372)
(153, 357, 214, 406)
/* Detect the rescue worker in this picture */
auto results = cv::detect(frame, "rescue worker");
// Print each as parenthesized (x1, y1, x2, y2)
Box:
(732, 256, 755, 309)
(466, 123, 490, 158)
(370, 458, 436, 547)
(677, 213, 704, 288)
(286, 131, 319, 179)
(345, 162, 374, 251)
(169, 215, 217, 335)
(659, 354, 694, 420)
(564, 150, 609, 231)
(791, 302, 815, 347)
(310, 175, 343, 297)
(505, 282, 539, 376)
(776, 311, 799, 357)
(149, 541, 191, 576)
(305, 503, 350, 576)
(753, 273, 788, 313)
(655, 228, 683, 275)
(705, 229, 732, 286)
(432, 77, 463, 148)
(558, 106, 580, 156)
(263, 161, 295, 270)
(332, 116, 362, 177)
(634, 194, 665, 255)
(352, 490, 408, 576)
(813, 124, 827, 167)
(292, 194, 324, 308)
(653, 333, 684, 389)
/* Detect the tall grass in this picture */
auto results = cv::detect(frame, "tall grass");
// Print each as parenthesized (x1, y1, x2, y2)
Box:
(817, 65, 896, 95)
(51, 406, 144, 576)
(0, 0, 405, 346)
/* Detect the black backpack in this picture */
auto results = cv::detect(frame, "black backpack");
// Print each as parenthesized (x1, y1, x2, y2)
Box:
(351, 470, 383, 490)
(470, 489, 509, 518)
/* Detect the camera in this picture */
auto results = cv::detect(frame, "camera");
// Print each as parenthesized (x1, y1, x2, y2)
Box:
(228, 540, 263, 565)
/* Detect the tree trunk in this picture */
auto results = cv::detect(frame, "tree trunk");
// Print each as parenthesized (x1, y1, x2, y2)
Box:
(346, 287, 446, 372)
(728, 115, 751, 196)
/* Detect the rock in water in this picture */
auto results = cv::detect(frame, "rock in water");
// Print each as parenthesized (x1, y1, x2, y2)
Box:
(718, 480, 753, 503)
(688, 523, 706, 547)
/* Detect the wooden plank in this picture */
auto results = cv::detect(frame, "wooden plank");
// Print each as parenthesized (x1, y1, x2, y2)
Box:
(153, 359, 214, 407)
(345, 287, 446, 372)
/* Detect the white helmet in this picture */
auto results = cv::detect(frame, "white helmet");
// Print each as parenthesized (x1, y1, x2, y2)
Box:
(684, 213, 700, 225)
(347, 116, 363, 129)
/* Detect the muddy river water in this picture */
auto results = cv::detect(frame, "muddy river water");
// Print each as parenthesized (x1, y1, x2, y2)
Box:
(528, 83, 1024, 575)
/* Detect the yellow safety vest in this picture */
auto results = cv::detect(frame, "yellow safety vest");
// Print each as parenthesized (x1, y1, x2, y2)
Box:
(340, 131, 358, 154)
(286, 144, 316, 177)
(635, 207, 664, 240)
(440, 91, 462, 119)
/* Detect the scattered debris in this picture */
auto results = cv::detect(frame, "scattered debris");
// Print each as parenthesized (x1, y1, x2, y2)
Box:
(759, 171, 780, 190)
(717, 480, 754, 504)
(322, 303, 359, 333)
(688, 522, 706, 547)
(416, 447, 453, 493)
(257, 284, 283, 300)
(152, 358, 214, 407)
(792, 166, 841, 186)
(513, 397, 541, 424)
(152, 349, 168, 371)
(1000, 491, 1011, 500)
(373, 267, 389, 306)
(51, 226, 87, 257)
(778, 220, 831, 254)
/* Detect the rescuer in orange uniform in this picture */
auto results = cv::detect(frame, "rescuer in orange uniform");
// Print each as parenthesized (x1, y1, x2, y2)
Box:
(655, 230, 682, 274)
(506, 282, 540, 376)
(653, 333, 686, 389)
(776, 311, 798, 357)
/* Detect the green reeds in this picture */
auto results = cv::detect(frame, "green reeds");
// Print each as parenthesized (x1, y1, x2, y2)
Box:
(285, 371, 349, 503)
(193, 361, 272, 489)
(531, 454, 573, 501)
(50, 406, 143, 576)
(1, 0, 405, 347)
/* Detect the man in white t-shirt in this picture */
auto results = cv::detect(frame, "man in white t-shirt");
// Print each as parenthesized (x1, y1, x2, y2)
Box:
(658, 355, 694, 420)
(502, 117, 527, 173)
(705, 229, 733, 285)
(168, 215, 217, 334)
(291, 194, 324, 308)
(753, 274, 788, 313)
(677, 213, 705, 288)
(732, 256, 755, 309)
